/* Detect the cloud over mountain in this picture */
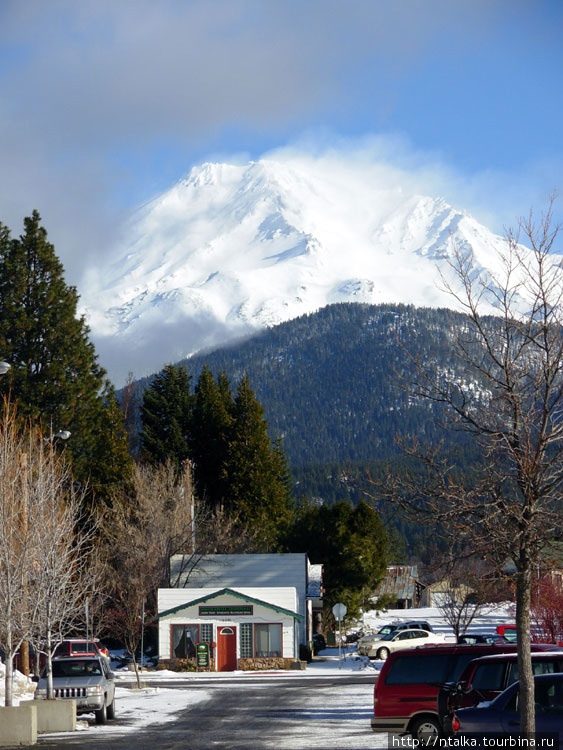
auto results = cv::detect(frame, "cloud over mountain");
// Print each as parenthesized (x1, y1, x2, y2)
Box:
(81, 153, 519, 385)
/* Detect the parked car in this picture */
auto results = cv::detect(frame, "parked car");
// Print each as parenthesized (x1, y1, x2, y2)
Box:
(379, 620, 434, 635)
(371, 642, 558, 742)
(496, 624, 517, 642)
(358, 627, 445, 659)
(357, 621, 434, 648)
(53, 639, 110, 661)
(34, 656, 116, 724)
(311, 634, 326, 654)
(452, 672, 563, 743)
(457, 634, 510, 645)
(439, 650, 563, 734)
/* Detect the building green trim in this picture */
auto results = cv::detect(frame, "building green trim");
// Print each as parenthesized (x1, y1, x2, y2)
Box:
(159, 587, 305, 621)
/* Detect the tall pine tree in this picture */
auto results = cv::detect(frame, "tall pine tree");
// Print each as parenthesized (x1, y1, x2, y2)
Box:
(225, 375, 293, 549)
(189, 366, 233, 506)
(0, 212, 132, 505)
(140, 364, 193, 466)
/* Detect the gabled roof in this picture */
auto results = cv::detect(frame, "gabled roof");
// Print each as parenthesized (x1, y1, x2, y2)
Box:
(159, 587, 305, 621)
(372, 565, 425, 600)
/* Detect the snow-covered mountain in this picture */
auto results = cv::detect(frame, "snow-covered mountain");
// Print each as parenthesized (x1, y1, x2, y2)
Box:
(81, 156, 514, 385)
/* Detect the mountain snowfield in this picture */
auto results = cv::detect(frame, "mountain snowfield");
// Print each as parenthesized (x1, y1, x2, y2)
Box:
(81, 155, 521, 384)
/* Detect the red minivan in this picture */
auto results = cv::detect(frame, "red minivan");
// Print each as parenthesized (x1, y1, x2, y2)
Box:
(371, 642, 556, 743)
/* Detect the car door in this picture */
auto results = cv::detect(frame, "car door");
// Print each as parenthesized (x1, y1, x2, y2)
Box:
(391, 630, 414, 651)
(102, 659, 115, 703)
(407, 630, 429, 647)
(532, 677, 563, 743)
(500, 677, 563, 742)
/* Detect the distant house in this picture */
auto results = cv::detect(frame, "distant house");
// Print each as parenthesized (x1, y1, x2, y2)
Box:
(158, 553, 322, 671)
(371, 565, 426, 609)
(422, 578, 475, 607)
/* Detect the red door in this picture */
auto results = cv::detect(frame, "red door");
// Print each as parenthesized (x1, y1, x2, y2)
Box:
(216, 626, 237, 671)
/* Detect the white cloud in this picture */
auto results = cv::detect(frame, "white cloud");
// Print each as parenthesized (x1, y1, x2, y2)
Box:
(0, 0, 560, 289)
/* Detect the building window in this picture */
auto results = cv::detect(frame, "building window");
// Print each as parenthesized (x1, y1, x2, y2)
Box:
(254, 624, 282, 657)
(171, 625, 198, 658)
(240, 623, 253, 658)
(200, 623, 213, 658)
(200, 623, 213, 645)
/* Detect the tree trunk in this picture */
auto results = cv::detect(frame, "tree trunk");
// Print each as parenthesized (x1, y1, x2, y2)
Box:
(46, 622, 54, 699)
(4, 627, 13, 707)
(131, 652, 141, 688)
(516, 557, 535, 735)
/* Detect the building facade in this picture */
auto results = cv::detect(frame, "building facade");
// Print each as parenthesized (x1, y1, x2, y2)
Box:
(158, 553, 321, 671)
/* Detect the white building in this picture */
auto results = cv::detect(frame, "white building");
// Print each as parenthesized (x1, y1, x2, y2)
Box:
(158, 553, 321, 671)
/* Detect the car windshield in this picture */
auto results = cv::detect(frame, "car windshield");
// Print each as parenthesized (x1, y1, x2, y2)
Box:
(378, 626, 395, 635)
(381, 632, 397, 641)
(51, 659, 102, 678)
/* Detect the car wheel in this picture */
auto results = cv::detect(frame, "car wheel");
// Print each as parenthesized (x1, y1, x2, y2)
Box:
(411, 716, 442, 744)
(107, 698, 116, 720)
(376, 647, 390, 660)
(95, 703, 107, 725)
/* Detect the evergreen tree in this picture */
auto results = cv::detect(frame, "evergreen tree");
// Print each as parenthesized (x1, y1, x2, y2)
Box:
(225, 375, 293, 549)
(0, 212, 132, 504)
(189, 366, 233, 506)
(283, 500, 389, 617)
(140, 364, 193, 466)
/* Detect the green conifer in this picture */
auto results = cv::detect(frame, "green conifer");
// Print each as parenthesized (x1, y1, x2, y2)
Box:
(189, 366, 233, 506)
(140, 364, 193, 466)
(225, 375, 293, 549)
(0, 212, 132, 504)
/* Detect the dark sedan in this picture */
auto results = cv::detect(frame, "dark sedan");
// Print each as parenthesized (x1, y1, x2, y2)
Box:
(453, 673, 563, 745)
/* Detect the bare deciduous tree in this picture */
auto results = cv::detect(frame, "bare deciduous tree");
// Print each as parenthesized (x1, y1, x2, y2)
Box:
(531, 572, 563, 644)
(0, 401, 42, 705)
(428, 556, 493, 640)
(103, 460, 203, 685)
(0, 399, 98, 704)
(104, 459, 258, 684)
(28, 450, 101, 698)
(372, 202, 563, 734)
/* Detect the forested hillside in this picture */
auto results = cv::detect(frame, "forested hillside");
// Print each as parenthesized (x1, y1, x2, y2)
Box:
(126, 302, 486, 556)
(181, 302, 473, 464)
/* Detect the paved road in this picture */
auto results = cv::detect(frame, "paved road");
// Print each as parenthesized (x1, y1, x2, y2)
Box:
(31, 674, 383, 750)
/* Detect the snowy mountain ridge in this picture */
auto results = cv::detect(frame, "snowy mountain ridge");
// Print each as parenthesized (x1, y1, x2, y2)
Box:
(81, 155, 516, 385)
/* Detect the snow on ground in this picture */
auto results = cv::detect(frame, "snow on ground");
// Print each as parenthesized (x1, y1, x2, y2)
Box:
(359, 601, 515, 640)
(0, 603, 516, 742)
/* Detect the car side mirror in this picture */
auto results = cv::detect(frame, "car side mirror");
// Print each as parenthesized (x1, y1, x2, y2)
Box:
(31, 675, 40, 683)
(108, 672, 115, 680)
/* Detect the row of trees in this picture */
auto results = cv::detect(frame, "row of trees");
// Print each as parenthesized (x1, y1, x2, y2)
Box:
(140, 365, 293, 549)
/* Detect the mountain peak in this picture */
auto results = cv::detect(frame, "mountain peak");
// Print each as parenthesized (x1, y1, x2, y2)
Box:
(81, 156, 511, 385)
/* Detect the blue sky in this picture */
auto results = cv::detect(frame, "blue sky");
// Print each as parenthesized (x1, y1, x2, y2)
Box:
(1, 0, 562, 282)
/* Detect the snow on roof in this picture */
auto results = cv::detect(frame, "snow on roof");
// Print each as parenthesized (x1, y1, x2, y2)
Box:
(307, 563, 323, 597)
(372, 565, 423, 601)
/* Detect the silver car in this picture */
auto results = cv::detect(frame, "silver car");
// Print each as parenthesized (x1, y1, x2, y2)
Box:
(34, 656, 116, 724)
(357, 627, 445, 659)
